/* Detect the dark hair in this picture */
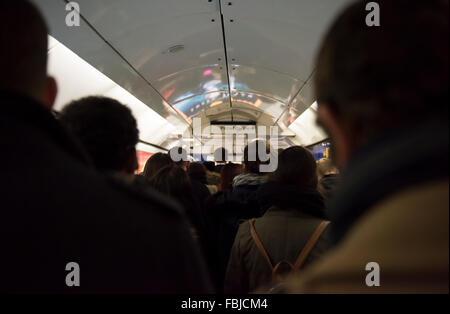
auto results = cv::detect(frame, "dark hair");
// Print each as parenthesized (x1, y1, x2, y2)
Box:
(270, 146, 317, 190)
(188, 162, 207, 184)
(59, 96, 139, 172)
(203, 161, 216, 172)
(0, 1, 48, 96)
(218, 163, 243, 191)
(148, 164, 195, 215)
(243, 140, 270, 174)
(315, 0, 449, 143)
(143, 153, 173, 180)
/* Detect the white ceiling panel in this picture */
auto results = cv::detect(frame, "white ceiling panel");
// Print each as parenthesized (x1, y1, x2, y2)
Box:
(32, 0, 347, 147)
(47, 35, 178, 146)
(154, 66, 228, 106)
(230, 64, 303, 104)
(288, 103, 327, 146)
(220, 0, 352, 125)
(47, 39, 116, 110)
(33, 0, 191, 133)
(76, 0, 228, 109)
(221, 0, 353, 80)
(276, 78, 315, 127)
(77, 0, 225, 78)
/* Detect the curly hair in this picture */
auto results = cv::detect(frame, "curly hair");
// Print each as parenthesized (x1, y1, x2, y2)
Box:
(59, 96, 139, 172)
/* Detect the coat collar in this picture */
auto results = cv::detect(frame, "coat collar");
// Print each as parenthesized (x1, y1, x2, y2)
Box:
(257, 181, 326, 219)
(328, 121, 449, 244)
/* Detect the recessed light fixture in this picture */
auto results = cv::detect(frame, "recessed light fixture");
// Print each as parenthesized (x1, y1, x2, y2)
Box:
(165, 45, 185, 54)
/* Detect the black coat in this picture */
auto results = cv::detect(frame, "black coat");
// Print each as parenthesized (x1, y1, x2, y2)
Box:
(190, 177, 211, 232)
(203, 174, 264, 291)
(0, 91, 213, 293)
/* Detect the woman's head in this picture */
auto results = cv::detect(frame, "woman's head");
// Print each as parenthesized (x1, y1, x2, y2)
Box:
(218, 163, 243, 191)
(188, 162, 207, 184)
(270, 146, 318, 189)
(142, 153, 173, 180)
(147, 164, 194, 210)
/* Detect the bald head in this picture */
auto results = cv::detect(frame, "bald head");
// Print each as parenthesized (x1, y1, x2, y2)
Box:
(0, 1, 56, 107)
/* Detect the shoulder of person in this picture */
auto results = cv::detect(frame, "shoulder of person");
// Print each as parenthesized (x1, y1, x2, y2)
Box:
(233, 219, 251, 241)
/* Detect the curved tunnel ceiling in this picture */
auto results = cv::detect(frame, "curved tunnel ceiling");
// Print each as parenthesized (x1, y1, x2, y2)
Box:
(33, 0, 353, 148)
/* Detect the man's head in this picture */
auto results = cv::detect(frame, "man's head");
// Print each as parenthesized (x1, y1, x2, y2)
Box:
(270, 146, 318, 190)
(317, 158, 339, 181)
(59, 96, 139, 176)
(243, 140, 270, 174)
(315, 0, 449, 166)
(0, 1, 57, 108)
(147, 164, 196, 213)
(203, 161, 216, 172)
(218, 163, 243, 191)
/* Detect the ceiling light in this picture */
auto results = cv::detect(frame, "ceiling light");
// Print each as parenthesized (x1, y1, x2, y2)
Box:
(166, 45, 185, 54)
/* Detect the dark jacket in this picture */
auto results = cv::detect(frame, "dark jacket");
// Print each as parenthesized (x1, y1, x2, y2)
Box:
(0, 91, 212, 293)
(188, 177, 211, 256)
(204, 173, 265, 291)
(190, 177, 211, 229)
(224, 182, 329, 293)
(328, 122, 449, 245)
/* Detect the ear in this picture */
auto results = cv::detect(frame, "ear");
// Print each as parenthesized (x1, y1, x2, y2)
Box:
(41, 76, 58, 110)
(317, 105, 353, 167)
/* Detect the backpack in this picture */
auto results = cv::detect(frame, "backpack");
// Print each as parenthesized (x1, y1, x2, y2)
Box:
(249, 218, 329, 286)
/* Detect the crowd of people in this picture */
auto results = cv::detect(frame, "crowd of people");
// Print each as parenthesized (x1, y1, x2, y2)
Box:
(0, 0, 448, 293)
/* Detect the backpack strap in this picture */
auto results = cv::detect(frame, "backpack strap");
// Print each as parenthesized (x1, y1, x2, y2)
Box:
(249, 218, 274, 270)
(293, 220, 330, 271)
